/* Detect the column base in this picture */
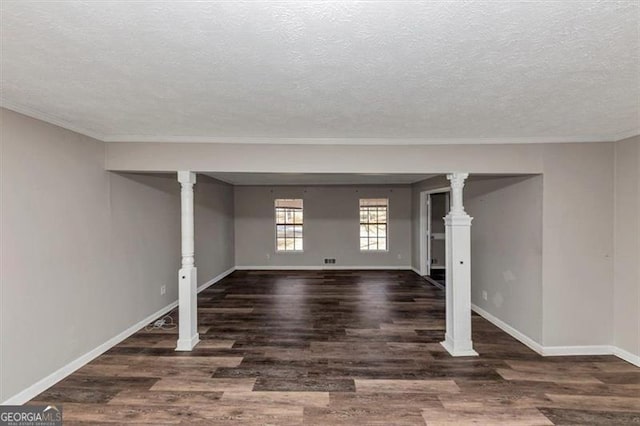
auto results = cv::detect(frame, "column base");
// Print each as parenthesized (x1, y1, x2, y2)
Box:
(177, 266, 198, 351)
(440, 339, 479, 357)
(176, 333, 200, 351)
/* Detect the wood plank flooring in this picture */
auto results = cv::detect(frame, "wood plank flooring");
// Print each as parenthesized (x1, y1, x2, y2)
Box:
(29, 270, 640, 425)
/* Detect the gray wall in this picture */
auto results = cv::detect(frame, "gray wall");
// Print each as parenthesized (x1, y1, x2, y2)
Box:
(107, 172, 181, 342)
(107, 139, 617, 348)
(106, 142, 545, 174)
(466, 176, 544, 343)
(2, 108, 111, 403)
(541, 143, 614, 347)
(614, 135, 640, 358)
(0, 109, 235, 402)
(106, 139, 618, 346)
(411, 160, 615, 349)
(195, 175, 235, 282)
(2, 105, 635, 401)
(234, 185, 412, 268)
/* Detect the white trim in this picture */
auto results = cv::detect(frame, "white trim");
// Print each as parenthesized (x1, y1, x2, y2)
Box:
(472, 303, 546, 355)
(359, 197, 391, 253)
(411, 268, 445, 290)
(542, 345, 612, 357)
(103, 135, 640, 144)
(420, 192, 428, 276)
(472, 304, 609, 356)
(541, 345, 638, 364)
(611, 128, 640, 142)
(422, 191, 431, 276)
(1, 268, 236, 406)
(1, 301, 176, 405)
(2, 102, 637, 145)
(611, 346, 640, 367)
(419, 187, 451, 276)
(424, 276, 445, 290)
(440, 340, 478, 357)
(412, 266, 446, 291)
(419, 187, 452, 195)
(197, 267, 235, 292)
(471, 304, 640, 366)
(176, 334, 201, 352)
(1, 101, 106, 141)
(4, 265, 636, 406)
(274, 198, 305, 254)
(235, 265, 412, 271)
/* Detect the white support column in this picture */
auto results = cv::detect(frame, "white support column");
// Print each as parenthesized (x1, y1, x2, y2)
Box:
(176, 171, 200, 351)
(441, 172, 478, 357)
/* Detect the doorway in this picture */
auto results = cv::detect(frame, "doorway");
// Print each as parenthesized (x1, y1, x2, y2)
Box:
(419, 188, 450, 285)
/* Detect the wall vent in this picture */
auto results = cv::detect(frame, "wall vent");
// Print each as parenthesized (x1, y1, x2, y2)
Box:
(324, 258, 336, 264)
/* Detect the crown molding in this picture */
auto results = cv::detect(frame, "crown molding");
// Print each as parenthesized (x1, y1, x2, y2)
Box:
(102, 133, 639, 145)
(611, 128, 640, 142)
(2, 101, 637, 145)
(0, 100, 107, 141)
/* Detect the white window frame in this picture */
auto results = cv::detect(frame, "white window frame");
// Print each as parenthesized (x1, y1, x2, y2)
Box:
(359, 198, 389, 252)
(274, 199, 304, 252)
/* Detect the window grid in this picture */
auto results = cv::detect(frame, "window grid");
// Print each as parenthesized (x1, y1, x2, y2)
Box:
(359, 200, 388, 251)
(275, 200, 303, 252)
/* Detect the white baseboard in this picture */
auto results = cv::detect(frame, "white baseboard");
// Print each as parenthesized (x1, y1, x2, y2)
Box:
(410, 267, 422, 275)
(542, 345, 612, 356)
(471, 304, 544, 355)
(5, 267, 637, 405)
(471, 303, 640, 366)
(1, 267, 236, 406)
(1, 301, 177, 405)
(235, 265, 412, 271)
(611, 346, 640, 367)
(197, 266, 235, 292)
(424, 276, 445, 290)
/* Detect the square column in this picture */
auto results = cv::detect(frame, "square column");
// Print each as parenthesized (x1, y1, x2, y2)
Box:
(176, 171, 200, 351)
(441, 172, 478, 357)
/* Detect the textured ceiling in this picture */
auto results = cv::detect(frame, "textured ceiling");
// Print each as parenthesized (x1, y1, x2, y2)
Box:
(1, 1, 638, 143)
(205, 173, 436, 186)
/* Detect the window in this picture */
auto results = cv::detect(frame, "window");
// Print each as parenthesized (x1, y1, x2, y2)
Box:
(360, 198, 388, 251)
(275, 199, 303, 251)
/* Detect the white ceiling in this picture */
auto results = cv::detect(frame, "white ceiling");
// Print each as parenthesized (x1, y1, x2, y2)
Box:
(1, 1, 638, 144)
(205, 173, 436, 186)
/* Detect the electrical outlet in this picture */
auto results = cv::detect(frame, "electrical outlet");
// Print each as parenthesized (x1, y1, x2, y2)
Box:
(482, 291, 488, 301)
(160, 285, 166, 296)
(266, 253, 271, 259)
(397, 254, 402, 260)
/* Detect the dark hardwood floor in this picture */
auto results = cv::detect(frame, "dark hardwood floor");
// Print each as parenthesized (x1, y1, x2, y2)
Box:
(30, 270, 640, 424)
